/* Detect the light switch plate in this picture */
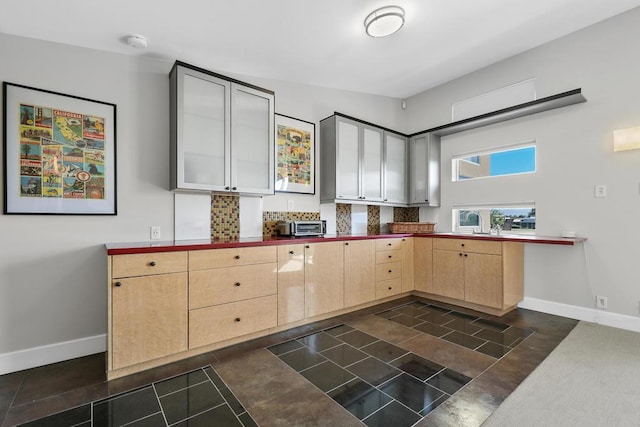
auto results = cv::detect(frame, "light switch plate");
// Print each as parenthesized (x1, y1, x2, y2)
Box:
(594, 185, 607, 198)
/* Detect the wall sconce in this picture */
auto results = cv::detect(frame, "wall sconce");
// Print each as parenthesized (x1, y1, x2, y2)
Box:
(613, 126, 640, 152)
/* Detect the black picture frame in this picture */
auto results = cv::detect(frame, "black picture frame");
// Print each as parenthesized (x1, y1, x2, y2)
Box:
(274, 113, 315, 195)
(3, 82, 117, 215)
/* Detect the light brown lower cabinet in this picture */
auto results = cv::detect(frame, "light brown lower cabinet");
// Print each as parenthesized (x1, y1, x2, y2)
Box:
(344, 240, 376, 307)
(430, 238, 523, 313)
(304, 241, 344, 317)
(277, 244, 305, 325)
(107, 235, 525, 379)
(111, 272, 188, 370)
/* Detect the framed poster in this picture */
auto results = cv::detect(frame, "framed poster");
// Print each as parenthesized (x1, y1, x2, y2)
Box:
(275, 114, 315, 194)
(3, 82, 117, 214)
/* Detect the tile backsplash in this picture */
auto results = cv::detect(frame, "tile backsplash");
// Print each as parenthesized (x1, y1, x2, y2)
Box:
(211, 193, 240, 240)
(336, 203, 352, 235)
(263, 211, 321, 236)
(367, 205, 380, 234)
(393, 207, 420, 223)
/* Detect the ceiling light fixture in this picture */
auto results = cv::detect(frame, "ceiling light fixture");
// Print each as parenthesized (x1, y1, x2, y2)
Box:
(364, 6, 405, 38)
(126, 34, 148, 49)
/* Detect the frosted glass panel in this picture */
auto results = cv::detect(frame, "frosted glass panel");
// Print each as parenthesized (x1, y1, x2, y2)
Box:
(385, 135, 406, 201)
(411, 137, 427, 200)
(233, 88, 270, 190)
(362, 128, 382, 199)
(337, 121, 359, 198)
(182, 74, 226, 186)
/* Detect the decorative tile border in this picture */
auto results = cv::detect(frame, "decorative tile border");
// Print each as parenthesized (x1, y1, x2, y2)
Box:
(263, 211, 321, 236)
(393, 207, 419, 223)
(367, 205, 380, 234)
(336, 203, 352, 235)
(211, 194, 240, 240)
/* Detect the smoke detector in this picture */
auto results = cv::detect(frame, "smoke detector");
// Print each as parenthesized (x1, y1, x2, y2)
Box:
(126, 34, 148, 49)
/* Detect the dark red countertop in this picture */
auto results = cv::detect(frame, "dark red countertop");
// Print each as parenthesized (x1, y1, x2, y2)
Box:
(105, 233, 587, 255)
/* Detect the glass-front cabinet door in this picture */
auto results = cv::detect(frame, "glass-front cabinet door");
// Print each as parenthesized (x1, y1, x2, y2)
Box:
(230, 84, 274, 195)
(361, 126, 384, 202)
(336, 118, 360, 200)
(173, 67, 231, 191)
(384, 132, 408, 204)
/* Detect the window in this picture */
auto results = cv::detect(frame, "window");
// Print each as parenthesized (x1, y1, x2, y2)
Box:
(452, 143, 536, 181)
(453, 205, 536, 235)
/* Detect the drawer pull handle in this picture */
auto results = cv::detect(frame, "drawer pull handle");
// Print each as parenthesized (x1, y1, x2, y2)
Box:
(461, 243, 465, 247)
(149, 261, 156, 266)
(388, 255, 392, 258)
(459, 253, 463, 256)
(387, 243, 392, 246)
(388, 270, 392, 273)
(464, 254, 468, 257)
(234, 255, 241, 260)
(235, 317, 241, 322)
(289, 250, 294, 255)
(234, 282, 241, 287)
(345, 242, 349, 246)
(388, 286, 392, 290)
(115, 281, 122, 287)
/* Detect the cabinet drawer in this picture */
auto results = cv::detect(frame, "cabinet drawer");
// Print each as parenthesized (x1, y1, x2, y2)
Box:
(112, 252, 188, 278)
(375, 278, 402, 299)
(433, 238, 502, 255)
(375, 238, 402, 251)
(375, 261, 402, 281)
(189, 246, 277, 271)
(189, 263, 277, 309)
(376, 250, 402, 264)
(189, 295, 277, 349)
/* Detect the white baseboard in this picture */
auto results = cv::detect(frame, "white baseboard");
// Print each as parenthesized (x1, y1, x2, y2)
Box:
(0, 334, 106, 375)
(519, 297, 640, 333)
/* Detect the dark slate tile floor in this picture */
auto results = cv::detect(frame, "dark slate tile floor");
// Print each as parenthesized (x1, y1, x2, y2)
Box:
(1, 297, 578, 427)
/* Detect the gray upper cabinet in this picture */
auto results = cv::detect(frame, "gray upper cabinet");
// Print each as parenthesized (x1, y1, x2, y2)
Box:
(321, 115, 384, 204)
(409, 132, 440, 206)
(170, 62, 274, 195)
(383, 131, 408, 205)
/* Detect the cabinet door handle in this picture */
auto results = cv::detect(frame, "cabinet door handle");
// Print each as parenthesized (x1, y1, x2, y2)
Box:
(388, 255, 392, 258)
(234, 255, 241, 260)
(149, 261, 156, 267)
(232, 187, 237, 191)
(388, 286, 392, 290)
(459, 253, 463, 256)
(384, 199, 388, 202)
(345, 242, 349, 246)
(235, 317, 241, 322)
(464, 254, 468, 257)
(225, 186, 230, 190)
(305, 245, 310, 249)
(289, 250, 294, 255)
(425, 199, 429, 202)
(234, 282, 241, 287)
(388, 270, 392, 273)
(115, 281, 122, 287)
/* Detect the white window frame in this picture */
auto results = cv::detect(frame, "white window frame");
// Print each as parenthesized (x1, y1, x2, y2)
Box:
(452, 140, 536, 182)
(452, 202, 536, 235)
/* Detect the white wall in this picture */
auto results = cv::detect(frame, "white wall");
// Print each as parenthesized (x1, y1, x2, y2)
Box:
(405, 8, 640, 320)
(0, 33, 404, 371)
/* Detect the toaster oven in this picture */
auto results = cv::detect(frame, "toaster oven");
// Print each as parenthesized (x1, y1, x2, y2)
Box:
(276, 220, 326, 237)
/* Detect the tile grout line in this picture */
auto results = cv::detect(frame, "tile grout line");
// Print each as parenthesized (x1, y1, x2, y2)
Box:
(151, 383, 170, 427)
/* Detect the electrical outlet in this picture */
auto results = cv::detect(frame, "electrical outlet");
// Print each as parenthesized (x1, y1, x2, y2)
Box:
(594, 185, 607, 198)
(596, 295, 607, 309)
(150, 226, 161, 240)
(287, 199, 294, 211)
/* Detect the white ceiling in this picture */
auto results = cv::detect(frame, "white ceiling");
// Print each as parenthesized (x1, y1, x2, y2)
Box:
(2, 0, 639, 98)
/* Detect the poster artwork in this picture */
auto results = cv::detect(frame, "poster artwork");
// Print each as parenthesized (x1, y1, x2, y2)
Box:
(277, 124, 312, 186)
(17, 104, 106, 200)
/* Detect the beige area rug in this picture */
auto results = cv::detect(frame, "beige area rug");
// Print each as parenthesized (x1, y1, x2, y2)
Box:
(483, 321, 640, 426)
